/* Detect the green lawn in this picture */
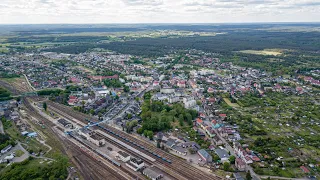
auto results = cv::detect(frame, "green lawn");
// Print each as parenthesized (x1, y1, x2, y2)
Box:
(15, 150, 24, 157)
(223, 98, 240, 107)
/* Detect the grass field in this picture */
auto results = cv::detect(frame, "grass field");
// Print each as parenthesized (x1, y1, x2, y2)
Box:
(15, 150, 24, 157)
(239, 49, 283, 56)
(223, 98, 240, 107)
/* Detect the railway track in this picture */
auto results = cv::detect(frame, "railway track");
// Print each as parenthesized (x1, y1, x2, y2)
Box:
(65, 139, 126, 180)
(47, 101, 224, 180)
(23, 98, 131, 180)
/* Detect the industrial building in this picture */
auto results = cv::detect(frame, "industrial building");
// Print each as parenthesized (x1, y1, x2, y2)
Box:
(79, 128, 106, 147)
(57, 118, 73, 128)
(1, 145, 12, 154)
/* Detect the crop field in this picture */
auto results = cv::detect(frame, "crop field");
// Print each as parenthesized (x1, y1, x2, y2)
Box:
(239, 49, 283, 56)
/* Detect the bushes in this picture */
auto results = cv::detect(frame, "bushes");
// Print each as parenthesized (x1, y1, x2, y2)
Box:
(0, 155, 69, 180)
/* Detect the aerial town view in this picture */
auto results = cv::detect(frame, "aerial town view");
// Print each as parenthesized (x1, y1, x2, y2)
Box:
(0, 1, 319, 180)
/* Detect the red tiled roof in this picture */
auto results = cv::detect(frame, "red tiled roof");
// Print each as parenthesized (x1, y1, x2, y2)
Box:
(196, 118, 203, 124)
(300, 166, 310, 173)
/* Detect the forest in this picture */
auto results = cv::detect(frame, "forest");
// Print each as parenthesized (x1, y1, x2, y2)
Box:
(43, 31, 320, 56)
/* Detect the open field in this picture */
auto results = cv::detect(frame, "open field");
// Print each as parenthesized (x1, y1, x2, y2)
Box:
(238, 49, 283, 56)
(223, 98, 240, 107)
(0, 77, 33, 93)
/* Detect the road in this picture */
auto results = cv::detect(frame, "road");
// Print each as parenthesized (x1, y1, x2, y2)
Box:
(0, 120, 4, 134)
(1, 142, 29, 163)
(259, 176, 308, 180)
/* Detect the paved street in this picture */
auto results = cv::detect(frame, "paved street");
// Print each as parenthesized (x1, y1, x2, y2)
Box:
(0, 120, 4, 134)
(1, 142, 29, 163)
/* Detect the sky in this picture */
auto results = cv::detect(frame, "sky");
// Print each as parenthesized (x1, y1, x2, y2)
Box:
(0, 0, 320, 24)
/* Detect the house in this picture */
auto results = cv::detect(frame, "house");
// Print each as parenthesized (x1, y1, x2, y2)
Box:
(233, 173, 245, 180)
(177, 81, 186, 88)
(143, 166, 164, 180)
(165, 138, 176, 148)
(1, 145, 12, 154)
(205, 127, 216, 138)
(180, 141, 200, 149)
(300, 166, 310, 173)
(214, 148, 230, 163)
(160, 88, 175, 94)
(212, 135, 223, 146)
(57, 119, 73, 128)
(118, 151, 130, 162)
(244, 156, 253, 164)
(235, 158, 246, 171)
(198, 149, 212, 163)
(172, 146, 187, 156)
(126, 158, 144, 171)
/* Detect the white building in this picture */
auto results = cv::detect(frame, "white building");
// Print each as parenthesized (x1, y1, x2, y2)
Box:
(126, 158, 145, 171)
(118, 151, 130, 162)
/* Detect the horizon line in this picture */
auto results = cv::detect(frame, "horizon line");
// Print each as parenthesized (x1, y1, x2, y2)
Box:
(0, 22, 320, 25)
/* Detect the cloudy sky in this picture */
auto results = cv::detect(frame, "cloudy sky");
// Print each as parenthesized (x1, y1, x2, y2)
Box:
(0, 0, 319, 24)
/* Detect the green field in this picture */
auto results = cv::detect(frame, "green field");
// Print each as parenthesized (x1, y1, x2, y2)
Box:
(223, 98, 240, 107)
(238, 49, 283, 56)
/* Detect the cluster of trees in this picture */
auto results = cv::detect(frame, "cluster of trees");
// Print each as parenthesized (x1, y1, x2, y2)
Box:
(125, 120, 138, 133)
(0, 72, 20, 78)
(103, 79, 123, 88)
(0, 155, 68, 180)
(0, 87, 12, 101)
(138, 101, 198, 133)
(38, 85, 82, 105)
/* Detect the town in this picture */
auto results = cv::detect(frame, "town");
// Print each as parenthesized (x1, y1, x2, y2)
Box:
(1, 42, 319, 180)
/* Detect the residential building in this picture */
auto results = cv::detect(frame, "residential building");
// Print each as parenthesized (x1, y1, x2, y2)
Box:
(235, 158, 246, 171)
(198, 149, 212, 163)
(214, 148, 230, 163)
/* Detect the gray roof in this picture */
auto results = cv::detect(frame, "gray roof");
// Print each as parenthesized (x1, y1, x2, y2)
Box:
(143, 166, 163, 179)
(214, 149, 230, 159)
(198, 149, 212, 160)
(118, 151, 130, 158)
(165, 138, 176, 147)
(234, 173, 244, 180)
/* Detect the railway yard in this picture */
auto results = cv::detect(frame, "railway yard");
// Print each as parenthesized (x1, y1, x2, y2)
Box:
(1, 75, 224, 179)
(44, 99, 223, 180)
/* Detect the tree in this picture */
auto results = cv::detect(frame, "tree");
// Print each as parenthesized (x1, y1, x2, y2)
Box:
(98, 112, 102, 120)
(229, 155, 236, 164)
(143, 130, 148, 137)
(223, 162, 231, 171)
(127, 113, 132, 119)
(43, 102, 47, 111)
(246, 171, 252, 180)
(89, 109, 95, 115)
(147, 131, 153, 140)
(137, 128, 143, 134)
